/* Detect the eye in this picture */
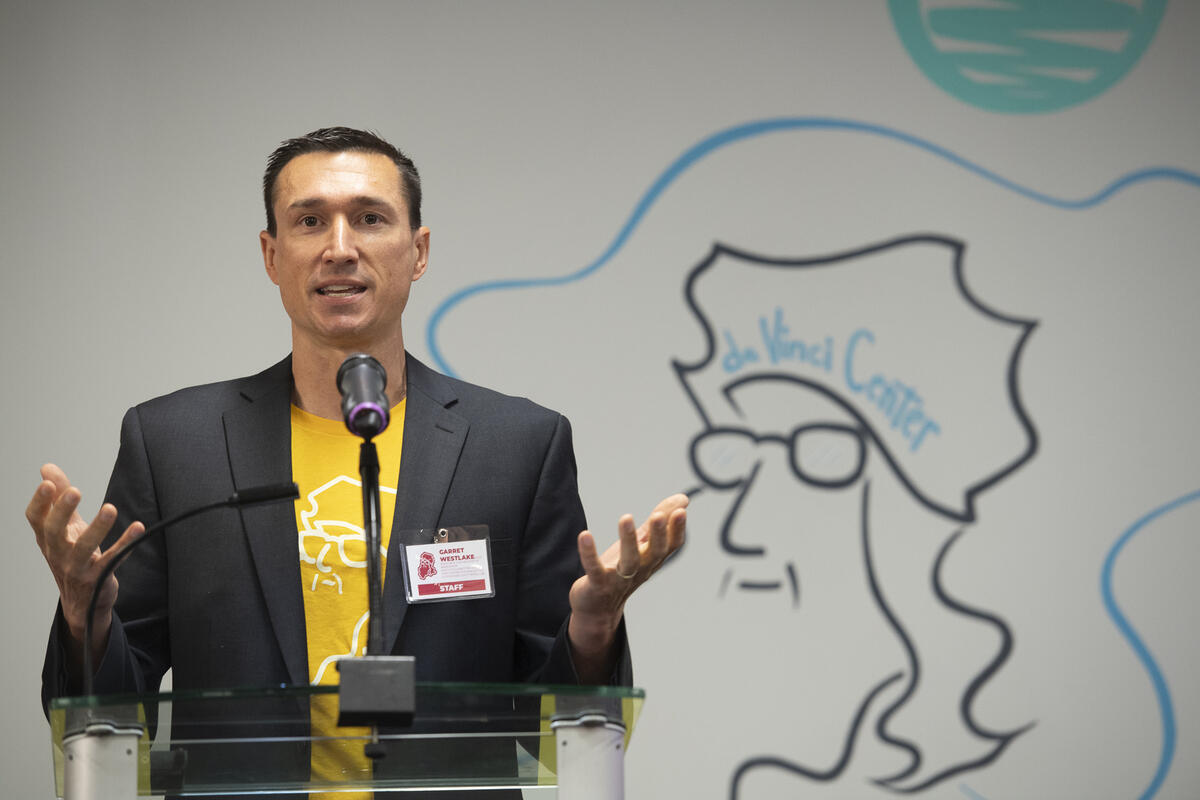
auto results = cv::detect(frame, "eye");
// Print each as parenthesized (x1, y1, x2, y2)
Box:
(362, 213, 382, 225)
(690, 428, 759, 490)
(789, 425, 866, 488)
(299, 215, 319, 228)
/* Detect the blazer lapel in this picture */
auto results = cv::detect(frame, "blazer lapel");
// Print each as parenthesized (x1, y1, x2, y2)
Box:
(222, 357, 309, 687)
(382, 355, 469, 652)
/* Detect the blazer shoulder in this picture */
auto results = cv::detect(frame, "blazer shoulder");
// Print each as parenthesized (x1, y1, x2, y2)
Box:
(130, 356, 291, 424)
(407, 353, 564, 427)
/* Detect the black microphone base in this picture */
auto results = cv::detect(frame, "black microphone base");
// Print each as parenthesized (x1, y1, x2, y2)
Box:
(336, 655, 416, 727)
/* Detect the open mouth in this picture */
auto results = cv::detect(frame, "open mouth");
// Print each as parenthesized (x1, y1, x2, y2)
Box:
(316, 285, 366, 297)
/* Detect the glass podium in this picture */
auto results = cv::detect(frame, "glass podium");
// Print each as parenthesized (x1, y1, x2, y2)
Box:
(49, 682, 642, 798)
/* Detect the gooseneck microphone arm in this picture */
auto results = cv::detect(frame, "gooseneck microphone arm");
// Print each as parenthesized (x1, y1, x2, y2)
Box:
(334, 353, 416, 738)
(336, 353, 390, 656)
(81, 482, 300, 697)
(359, 439, 385, 655)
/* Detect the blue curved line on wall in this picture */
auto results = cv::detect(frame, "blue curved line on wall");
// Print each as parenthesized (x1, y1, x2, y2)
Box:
(425, 115, 1200, 377)
(1102, 488, 1200, 800)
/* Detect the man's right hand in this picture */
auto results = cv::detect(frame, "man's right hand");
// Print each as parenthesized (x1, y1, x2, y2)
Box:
(26, 463, 144, 670)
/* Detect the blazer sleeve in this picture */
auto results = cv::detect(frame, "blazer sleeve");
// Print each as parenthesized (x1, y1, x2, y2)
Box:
(515, 413, 632, 686)
(42, 405, 171, 707)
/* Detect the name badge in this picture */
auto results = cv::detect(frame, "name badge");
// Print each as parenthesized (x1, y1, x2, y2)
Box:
(399, 525, 495, 603)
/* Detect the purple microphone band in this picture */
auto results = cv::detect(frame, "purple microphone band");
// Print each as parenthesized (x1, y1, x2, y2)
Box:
(348, 401, 388, 435)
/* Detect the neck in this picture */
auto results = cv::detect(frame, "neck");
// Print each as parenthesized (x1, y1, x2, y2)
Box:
(290, 333, 408, 420)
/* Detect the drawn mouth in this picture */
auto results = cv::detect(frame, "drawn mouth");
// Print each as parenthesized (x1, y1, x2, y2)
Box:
(719, 563, 800, 608)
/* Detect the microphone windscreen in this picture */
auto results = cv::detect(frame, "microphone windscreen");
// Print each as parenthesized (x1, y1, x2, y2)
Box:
(230, 482, 300, 506)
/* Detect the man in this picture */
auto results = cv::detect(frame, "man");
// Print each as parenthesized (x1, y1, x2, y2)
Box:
(30, 127, 687, 790)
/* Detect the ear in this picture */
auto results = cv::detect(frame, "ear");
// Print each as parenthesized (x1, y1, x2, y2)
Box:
(260, 230, 280, 285)
(410, 226, 431, 282)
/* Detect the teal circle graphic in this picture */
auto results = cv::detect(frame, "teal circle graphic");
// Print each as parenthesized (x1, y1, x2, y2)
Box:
(889, 0, 1167, 113)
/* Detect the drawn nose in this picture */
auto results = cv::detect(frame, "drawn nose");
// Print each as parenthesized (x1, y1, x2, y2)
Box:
(718, 461, 768, 557)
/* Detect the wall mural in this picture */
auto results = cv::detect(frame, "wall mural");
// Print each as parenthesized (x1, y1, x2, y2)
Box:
(420, 7, 1191, 798)
(428, 112, 1200, 797)
(674, 236, 1036, 793)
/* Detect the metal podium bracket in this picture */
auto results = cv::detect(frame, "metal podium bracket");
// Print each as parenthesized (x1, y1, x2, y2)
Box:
(551, 712, 627, 800)
(62, 715, 144, 800)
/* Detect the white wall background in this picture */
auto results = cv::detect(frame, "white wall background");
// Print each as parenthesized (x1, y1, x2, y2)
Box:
(2, 1, 1197, 798)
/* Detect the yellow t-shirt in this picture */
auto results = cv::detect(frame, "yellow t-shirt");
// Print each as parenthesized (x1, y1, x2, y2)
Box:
(291, 399, 405, 795)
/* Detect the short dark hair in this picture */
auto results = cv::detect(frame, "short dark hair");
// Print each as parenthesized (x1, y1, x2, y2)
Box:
(262, 126, 422, 235)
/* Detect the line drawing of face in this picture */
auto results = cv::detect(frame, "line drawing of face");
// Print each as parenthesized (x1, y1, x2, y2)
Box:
(298, 475, 394, 595)
(690, 379, 868, 608)
(672, 236, 1037, 794)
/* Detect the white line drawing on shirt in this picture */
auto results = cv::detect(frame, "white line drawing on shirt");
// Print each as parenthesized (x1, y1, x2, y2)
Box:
(297, 474, 397, 685)
(298, 474, 396, 593)
(312, 610, 371, 685)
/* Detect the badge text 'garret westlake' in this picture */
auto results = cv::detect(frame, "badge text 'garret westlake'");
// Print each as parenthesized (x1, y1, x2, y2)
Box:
(438, 546, 476, 562)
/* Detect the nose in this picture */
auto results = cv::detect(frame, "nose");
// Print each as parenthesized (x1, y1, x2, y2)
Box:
(718, 461, 768, 557)
(324, 217, 358, 264)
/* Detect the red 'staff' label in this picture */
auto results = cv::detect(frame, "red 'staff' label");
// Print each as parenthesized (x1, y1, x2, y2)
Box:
(417, 579, 487, 596)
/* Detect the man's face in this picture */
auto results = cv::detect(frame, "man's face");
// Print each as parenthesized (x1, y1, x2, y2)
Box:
(260, 151, 430, 353)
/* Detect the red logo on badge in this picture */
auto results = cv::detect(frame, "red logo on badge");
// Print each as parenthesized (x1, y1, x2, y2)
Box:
(417, 551, 437, 579)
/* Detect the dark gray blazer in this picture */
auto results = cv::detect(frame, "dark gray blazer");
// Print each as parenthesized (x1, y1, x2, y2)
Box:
(43, 354, 629, 792)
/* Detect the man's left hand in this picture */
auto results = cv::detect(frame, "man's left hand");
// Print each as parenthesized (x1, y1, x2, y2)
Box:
(567, 493, 688, 682)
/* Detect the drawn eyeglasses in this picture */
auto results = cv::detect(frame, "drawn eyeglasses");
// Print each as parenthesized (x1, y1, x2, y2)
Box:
(690, 424, 867, 490)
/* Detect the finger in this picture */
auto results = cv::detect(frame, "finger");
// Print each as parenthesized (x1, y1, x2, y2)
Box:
(638, 494, 689, 543)
(41, 486, 84, 548)
(649, 492, 690, 516)
(95, 521, 146, 569)
(577, 531, 605, 580)
(25, 480, 57, 536)
(646, 511, 671, 562)
(666, 507, 687, 553)
(616, 514, 639, 575)
(73, 504, 121, 559)
(636, 512, 659, 545)
(41, 463, 72, 495)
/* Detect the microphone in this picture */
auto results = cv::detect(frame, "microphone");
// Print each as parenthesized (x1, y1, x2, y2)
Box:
(337, 354, 390, 439)
(82, 482, 300, 696)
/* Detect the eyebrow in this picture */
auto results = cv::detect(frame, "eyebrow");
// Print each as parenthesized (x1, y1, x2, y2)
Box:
(287, 195, 396, 211)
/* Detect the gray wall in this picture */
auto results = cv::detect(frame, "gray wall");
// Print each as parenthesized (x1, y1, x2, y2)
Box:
(3, 1, 1198, 797)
